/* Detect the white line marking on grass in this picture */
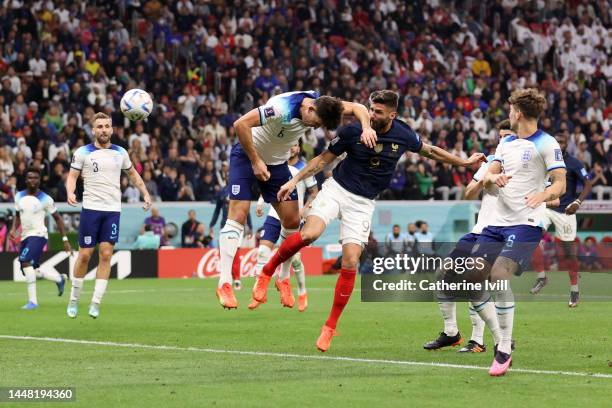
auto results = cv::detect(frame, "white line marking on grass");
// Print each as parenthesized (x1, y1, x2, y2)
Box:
(1, 335, 610, 379)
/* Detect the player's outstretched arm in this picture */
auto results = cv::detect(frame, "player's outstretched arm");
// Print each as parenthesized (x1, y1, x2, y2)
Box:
(66, 168, 80, 206)
(277, 151, 336, 201)
(52, 212, 73, 254)
(463, 179, 484, 200)
(340, 102, 377, 148)
(482, 161, 513, 188)
(565, 178, 592, 215)
(419, 142, 485, 167)
(126, 167, 152, 211)
(234, 108, 270, 181)
(526, 168, 567, 209)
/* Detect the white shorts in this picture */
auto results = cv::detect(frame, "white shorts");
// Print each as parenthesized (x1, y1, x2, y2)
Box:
(541, 208, 577, 241)
(308, 177, 375, 246)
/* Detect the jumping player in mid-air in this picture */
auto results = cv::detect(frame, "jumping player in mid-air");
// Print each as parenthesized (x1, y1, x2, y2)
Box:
(250, 143, 318, 311)
(255, 90, 485, 352)
(11, 168, 73, 310)
(66, 112, 151, 319)
(216, 90, 377, 309)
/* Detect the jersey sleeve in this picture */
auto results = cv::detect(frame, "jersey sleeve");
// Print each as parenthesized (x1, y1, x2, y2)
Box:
(44, 195, 58, 215)
(408, 130, 423, 153)
(472, 161, 490, 181)
(257, 100, 284, 126)
(575, 160, 589, 181)
(327, 126, 358, 156)
(304, 175, 317, 189)
(121, 147, 133, 170)
(71, 147, 85, 171)
(14, 195, 20, 212)
(540, 137, 566, 171)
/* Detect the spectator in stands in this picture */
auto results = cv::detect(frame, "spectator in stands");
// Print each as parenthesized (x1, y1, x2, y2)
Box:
(385, 224, 414, 258)
(590, 162, 612, 200)
(181, 210, 201, 248)
(133, 224, 161, 250)
(143, 207, 167, 246)
(414, 221, 435, 257)
(415, 163, 434, 200)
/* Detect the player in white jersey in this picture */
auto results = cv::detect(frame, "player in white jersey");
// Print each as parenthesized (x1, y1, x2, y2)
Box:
(249, 144, 319, 311)
(10, 168, 72, 310)
(65, 112, 151, 319)
(473, 89, 566, 376)
(216, 90, 376, 309)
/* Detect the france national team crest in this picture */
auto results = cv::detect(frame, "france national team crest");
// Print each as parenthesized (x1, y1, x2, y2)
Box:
(554, 149, 563, 161)
(374, 143, 383, 153)
(231, 184, 240, 195)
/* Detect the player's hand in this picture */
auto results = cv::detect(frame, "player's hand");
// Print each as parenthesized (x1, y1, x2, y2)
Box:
(464, 152, 487, 166)
(63, 241, 73, 257)
(277, 180, 297, 201)
(67, 193, 78, 206)
(525, 191, 547, 208)
(9, 229, 18, 241)
(142, 194, 152, 211)
(565, 201, 580, 215)
(255, 204, 264, 217)
(360, 127, 377, 149)
(252, 159, 270, 181)
(492, 173, 512, 188)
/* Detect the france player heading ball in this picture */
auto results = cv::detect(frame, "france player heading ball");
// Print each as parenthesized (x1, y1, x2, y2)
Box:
(256, 90, 485, 352)
(66, 112, 151, 319)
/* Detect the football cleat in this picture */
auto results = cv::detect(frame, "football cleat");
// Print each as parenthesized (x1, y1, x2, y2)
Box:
(216, 283, 238, 309)
(275, 278, 295, 308)
(568, 291, 579, 308)
(530, 277, 548, 294)
(21, 301, 38, 310)
(423, 332, 463, 350)
(458, 340, 486, 353)
(489, 350, 512, 376)
(57, 274, 68, 296)
(252, 274, 271, 303)
(298, 293, 308, 312)
(88, 303, 100, 319)
(67, 301, 78, 318)
(316, 325, 338, 352)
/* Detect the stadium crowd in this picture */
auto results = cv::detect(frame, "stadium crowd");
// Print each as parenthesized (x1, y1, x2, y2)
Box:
(0, 0, 611, 204)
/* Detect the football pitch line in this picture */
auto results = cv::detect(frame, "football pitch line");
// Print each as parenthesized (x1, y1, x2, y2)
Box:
(1, 334, 611, 380)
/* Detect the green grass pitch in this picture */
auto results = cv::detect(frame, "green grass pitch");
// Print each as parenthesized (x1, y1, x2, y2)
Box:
(0, 274, 611, 407)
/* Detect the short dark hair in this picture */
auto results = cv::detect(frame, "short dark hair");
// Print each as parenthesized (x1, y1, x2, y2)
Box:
(314, 96, 344, 130)
(508, 88, 546, 119)
(369, 90, 399, 110)
(26, 167, 41, 177)
(496, 119, 512, 130)
(393, 224, 400, 229)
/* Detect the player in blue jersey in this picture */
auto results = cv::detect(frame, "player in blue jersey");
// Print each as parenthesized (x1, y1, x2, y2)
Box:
(254, 90, 485, 352)
(530, 132, 592, 307)
(10, 168, 72, 310)
(216, 91, 376, 309)
(66, 112, 151, 319)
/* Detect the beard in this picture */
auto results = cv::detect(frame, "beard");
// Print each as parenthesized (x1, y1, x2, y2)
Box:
(96, 134, 111, 145)
(371, 118, 389, 132)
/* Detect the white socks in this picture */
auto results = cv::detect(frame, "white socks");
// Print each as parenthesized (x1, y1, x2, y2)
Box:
(37, 268, 62, 283)
(471, 297, 501, 345)
(438, 301, 458, 336)
(92, 279, 108, 304)
(570, 284, 579, 292)
(291, 253, 306, 295)
(468, 306, 485, 345)
(23, 265, 37, 305)
(495, 288, 515, 355)
(537, 271, 546, 279)
(70, 278, 84, 302)
(218, 220, 244, 288)
(278, 227, 298, 281)
(256, 245, 272, 278)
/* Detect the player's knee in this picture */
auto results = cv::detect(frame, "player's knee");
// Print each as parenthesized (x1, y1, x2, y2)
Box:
(291, 252, 301, 267)
(299, 229, 317, 245)
(99, 248, 113, 263)
(341, 255, 360, 270)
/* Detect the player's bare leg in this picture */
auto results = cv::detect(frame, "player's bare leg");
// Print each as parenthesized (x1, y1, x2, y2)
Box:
(67, 247, 95, 318)
(87, 242, 113, 318)
(216, 200, 248, 309)
(254, 215, 324, 303)
(316, 242, 362, 352)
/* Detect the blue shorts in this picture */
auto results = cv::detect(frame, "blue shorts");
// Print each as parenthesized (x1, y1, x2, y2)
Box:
(79, 208, 121, 248)
(18, 236, 47, 267)
(228, 143, 298, 203)
(448, 232, 480, 259)
(260, 216, 281, 243)
(472, 225, 543, 272)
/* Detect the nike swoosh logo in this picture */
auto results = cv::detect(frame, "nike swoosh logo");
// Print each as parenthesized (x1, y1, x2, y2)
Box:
(340, 293, 351, 297)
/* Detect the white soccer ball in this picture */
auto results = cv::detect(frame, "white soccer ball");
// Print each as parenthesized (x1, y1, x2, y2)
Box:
(120, 88, 153, 121)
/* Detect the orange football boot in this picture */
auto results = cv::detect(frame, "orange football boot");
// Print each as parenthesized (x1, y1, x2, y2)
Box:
(275, 278, 295, 308)
(216, 283, 238, 309)
(316, 325, 338, 352)
(252, 274, 271, 303)
(298, 292, 308, 312)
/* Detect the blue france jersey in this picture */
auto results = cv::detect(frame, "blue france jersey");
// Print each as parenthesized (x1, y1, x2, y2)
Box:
(253, 90, 320, 165)
(327, 120, 423, 199)
(555, 153, 589, 213)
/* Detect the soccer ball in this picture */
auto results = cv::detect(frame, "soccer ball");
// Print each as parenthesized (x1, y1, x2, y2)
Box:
(120, 88, 153, 121)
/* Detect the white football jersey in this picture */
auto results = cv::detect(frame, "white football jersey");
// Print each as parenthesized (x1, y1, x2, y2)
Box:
(489, 131, 566, 227)
(15, 190, 57, 239)
(470, 156, 499, 234)
(71, 144, 132, 212)
(267, 160, 317, 221)
(253, 91, 320, 165)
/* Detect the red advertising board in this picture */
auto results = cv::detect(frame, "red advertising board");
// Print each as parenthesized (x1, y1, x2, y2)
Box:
(157, 247, 323, 279)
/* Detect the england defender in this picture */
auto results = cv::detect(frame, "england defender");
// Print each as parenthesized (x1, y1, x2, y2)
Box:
(256, 90, 485, 352)
(250, 143, 319, 311)
(424, 120, 513, 353)
(10, 168, 72, 309)
(66, 112, 151, 318)
(217, 90, 376, 309)
(474, 88, 566, 376)
(530, 132, 591, 307)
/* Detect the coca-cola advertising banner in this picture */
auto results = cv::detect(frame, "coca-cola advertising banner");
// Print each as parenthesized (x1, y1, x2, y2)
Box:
(157, 247, 323, 279)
